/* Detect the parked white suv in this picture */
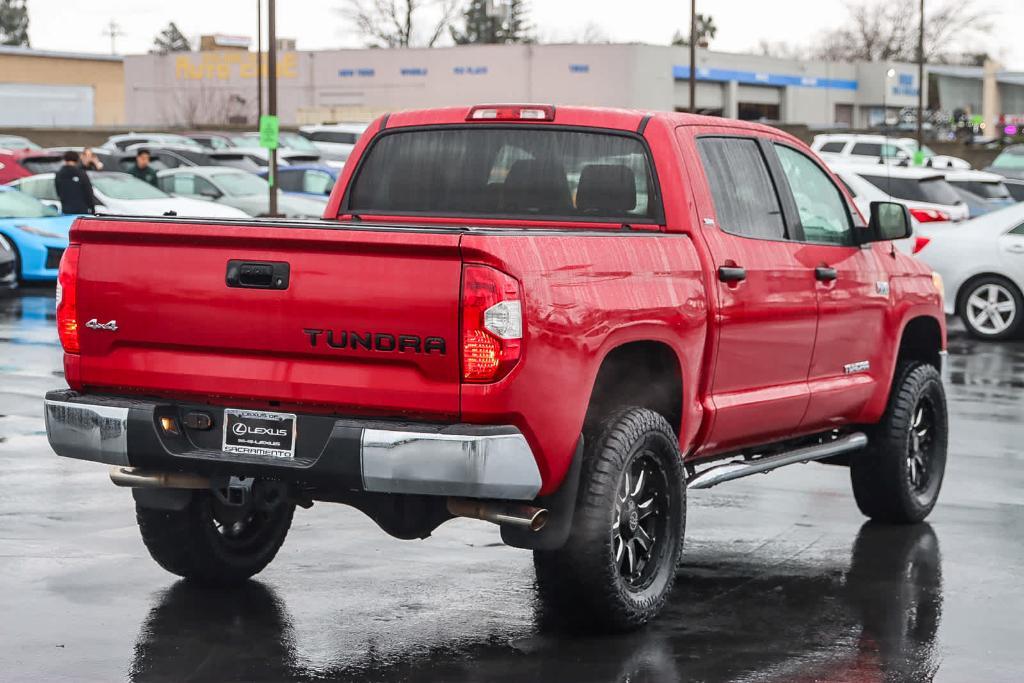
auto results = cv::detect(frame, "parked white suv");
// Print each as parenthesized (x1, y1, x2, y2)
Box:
(298, 123, 369, 161)
(828, 162, 969, 253)
(813, 134, 971, 170)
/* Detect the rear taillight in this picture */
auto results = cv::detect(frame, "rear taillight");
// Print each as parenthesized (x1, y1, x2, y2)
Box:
(467, 104, 555, 122)
(913, 236, 931, 254)
(56, 245, 80, 353)
(461, 265, 522, 383)
(909, 208, 950, 223)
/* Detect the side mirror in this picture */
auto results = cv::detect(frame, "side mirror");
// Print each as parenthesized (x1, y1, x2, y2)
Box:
(864, 201, 913, 242)
(200, 189, 222, 200)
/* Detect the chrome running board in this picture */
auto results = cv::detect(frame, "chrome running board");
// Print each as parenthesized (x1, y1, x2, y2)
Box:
(687, 432, 868, 490)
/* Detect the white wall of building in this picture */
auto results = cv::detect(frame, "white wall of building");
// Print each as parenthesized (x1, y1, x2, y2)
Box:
(123, 44, 927, 129)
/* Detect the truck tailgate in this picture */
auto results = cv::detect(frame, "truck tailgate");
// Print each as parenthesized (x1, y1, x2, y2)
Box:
(71, 218, 462, 419)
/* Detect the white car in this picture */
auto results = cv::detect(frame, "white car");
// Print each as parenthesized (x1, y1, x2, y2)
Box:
(7, 172, 249, 219)
(101, 133, 207, 153)
(156, 167, 329, 219)
(915, 203, 1024, 340)
(298, 123, 368, 161)
(813, 134, 971, 170)
(828, 162, 968, 252)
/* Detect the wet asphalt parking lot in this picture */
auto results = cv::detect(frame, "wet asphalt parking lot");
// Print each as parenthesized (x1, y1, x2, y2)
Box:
(0, 287, 1021, 682)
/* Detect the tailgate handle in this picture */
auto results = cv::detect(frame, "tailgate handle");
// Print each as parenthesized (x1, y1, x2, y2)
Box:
(226, 260, 290, 290)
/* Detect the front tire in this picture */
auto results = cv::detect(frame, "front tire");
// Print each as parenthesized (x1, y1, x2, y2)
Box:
(851, 362, 948, 523)
(137, 488, 294, 585)
(958, 275, 1023, 340)
(534, 407, 686, 632)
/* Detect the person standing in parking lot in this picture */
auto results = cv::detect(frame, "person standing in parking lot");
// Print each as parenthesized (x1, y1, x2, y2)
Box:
(80, 147, 104, 171)
(54, 151, 96, 215)
(130, 148, 158, 186)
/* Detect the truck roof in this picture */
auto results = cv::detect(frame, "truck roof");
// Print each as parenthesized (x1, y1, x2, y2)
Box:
(382, 105, 789, 138)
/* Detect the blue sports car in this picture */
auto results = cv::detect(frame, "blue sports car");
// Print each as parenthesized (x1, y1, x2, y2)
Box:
(0, 186, 78, 284)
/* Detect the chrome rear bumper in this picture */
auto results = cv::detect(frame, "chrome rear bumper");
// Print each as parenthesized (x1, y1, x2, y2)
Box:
(43, 391, 542, 501)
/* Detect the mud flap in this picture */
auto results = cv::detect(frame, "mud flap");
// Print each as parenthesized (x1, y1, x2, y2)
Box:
(501, 436, 583, 551)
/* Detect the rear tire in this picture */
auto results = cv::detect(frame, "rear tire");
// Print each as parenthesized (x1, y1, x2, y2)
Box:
(957, 275, 1023, 341)
(534, 407, 686, 632)
(137, 488, 294, 585)
(851, 362, 947, 524)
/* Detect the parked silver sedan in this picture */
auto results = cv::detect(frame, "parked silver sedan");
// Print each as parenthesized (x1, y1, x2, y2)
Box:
(156, 167, 328, 219)
(915, 203, 1024, 340)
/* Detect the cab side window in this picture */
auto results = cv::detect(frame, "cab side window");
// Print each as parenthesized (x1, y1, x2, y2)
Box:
(774, 145, 853, 246)
(697, 137, 786, 241)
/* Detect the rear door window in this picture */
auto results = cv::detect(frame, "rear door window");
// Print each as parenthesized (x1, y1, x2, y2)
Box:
(860, 174, 961, 205)
(20, 156, 63, 174)
(851, 142, 902, 159)
(303, 170, 334, 195)
(277, 170, 304, 192)
(18, 177, 59, 201)
(349, 127, 658, 222)
(949, 180, 1011, 199)
(696, 137, 786, 240)
(819, 141, 846, 153)
(310, 131, 359, 144)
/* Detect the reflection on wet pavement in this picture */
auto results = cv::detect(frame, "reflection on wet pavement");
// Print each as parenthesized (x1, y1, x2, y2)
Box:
(0, 290, 1021, 682)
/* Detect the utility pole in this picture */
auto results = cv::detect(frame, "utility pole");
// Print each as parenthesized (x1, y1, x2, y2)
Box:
(268, 0, 278, 217)
(103, 20, 124, 55)
(257, 0, 263, 124)
(688, 0, 697, 114)
(917, 0, 925, 152)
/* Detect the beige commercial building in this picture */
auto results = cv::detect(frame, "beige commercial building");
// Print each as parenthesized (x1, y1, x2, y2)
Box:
(124, 43, 933, 129)
(0, 46, 125, 126)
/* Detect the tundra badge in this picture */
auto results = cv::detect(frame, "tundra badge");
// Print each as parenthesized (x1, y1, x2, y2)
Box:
(844, 360, 870, 374)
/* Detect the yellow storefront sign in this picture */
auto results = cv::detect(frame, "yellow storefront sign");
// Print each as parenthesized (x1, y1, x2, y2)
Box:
(175, 52, 298, 81)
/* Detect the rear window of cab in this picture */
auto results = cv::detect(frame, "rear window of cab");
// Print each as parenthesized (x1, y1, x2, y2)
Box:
(347, 127, 660, 222)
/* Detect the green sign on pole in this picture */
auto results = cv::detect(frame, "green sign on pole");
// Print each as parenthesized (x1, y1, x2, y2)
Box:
(259, 114, 280, 150)
(912, 149, 926, 167)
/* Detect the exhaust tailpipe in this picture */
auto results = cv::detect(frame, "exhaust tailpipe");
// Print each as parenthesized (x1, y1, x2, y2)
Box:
(447, 498, 548, 532)
(109, 467, 211, 490)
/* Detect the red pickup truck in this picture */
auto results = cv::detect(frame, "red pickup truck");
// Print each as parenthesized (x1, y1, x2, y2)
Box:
(45, 105, 948, 632)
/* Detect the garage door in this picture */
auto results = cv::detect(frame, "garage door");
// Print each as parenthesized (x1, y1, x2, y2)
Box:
(0, 83, 94, 126)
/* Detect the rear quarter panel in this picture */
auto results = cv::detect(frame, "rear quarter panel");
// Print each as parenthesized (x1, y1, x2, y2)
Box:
(461, 232, 708, 494)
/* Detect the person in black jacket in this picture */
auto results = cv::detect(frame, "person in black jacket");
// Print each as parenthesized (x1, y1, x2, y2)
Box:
(54, 151, 96, 215)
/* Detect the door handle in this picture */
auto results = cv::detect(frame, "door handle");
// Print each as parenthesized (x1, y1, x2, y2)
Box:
(815, 266, 838, 282)
(718, 266, 747, 283)
(226, 260, 290, 290)
(1007, 244, 1024, 254)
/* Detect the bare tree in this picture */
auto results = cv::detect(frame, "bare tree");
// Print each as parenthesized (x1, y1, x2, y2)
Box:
(755, 40, 808, 61)
(577, 21, 609, 44)
(813, 0, 993, 63)
(344, 0, 460, 48)
(166, 85, 247, 127)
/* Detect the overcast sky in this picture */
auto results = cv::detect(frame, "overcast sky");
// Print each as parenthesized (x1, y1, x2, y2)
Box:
(24, 0, 1022, 68)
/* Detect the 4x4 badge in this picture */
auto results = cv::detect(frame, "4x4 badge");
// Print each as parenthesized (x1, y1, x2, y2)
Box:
(85, 319, 118, 332)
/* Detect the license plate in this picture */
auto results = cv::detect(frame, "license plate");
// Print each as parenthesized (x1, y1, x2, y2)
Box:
(222, 409, 297, 459)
